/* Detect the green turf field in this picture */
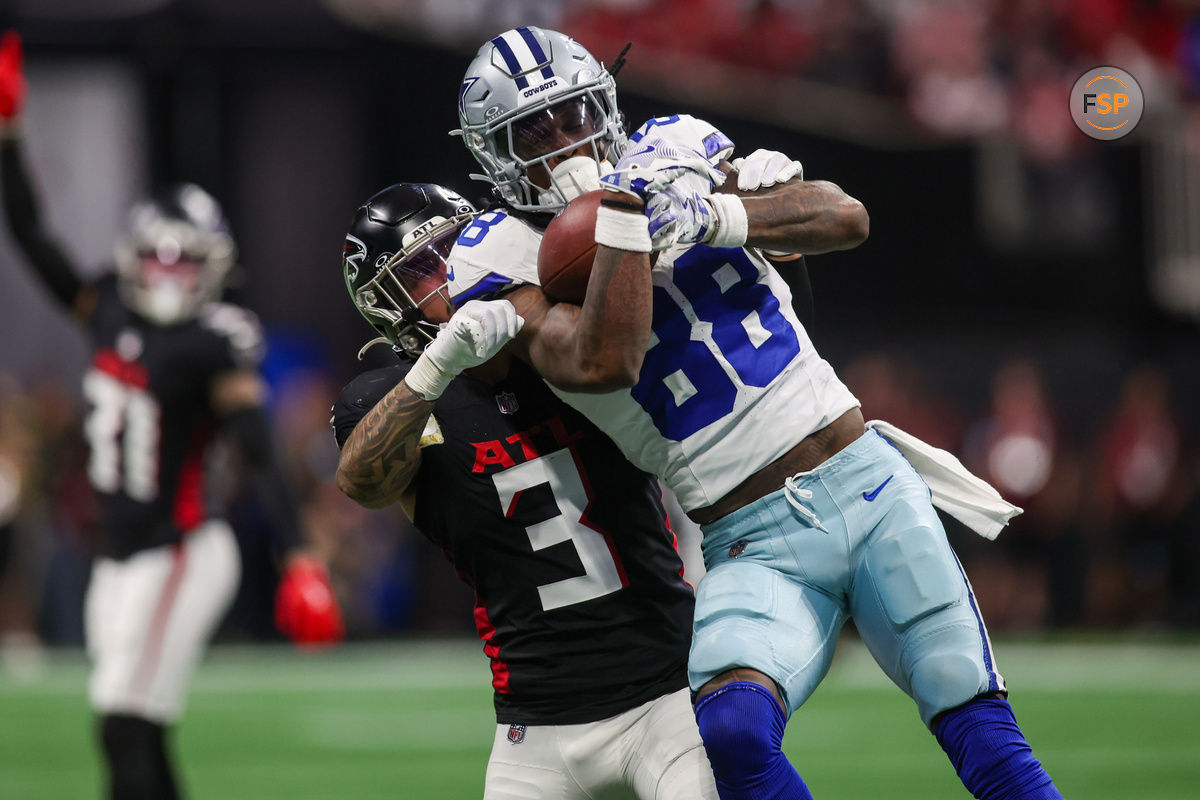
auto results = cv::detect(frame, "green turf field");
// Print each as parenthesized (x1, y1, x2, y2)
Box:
(2, 638, 1198, 798)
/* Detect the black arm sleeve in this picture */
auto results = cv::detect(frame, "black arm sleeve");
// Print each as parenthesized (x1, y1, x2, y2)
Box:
(222, 405, 302, 556)
(1, 137, 84, 309)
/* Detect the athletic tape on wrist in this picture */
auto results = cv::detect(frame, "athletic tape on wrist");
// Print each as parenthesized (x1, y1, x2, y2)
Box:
(594, 205, 652, 252)
(707, 193, 748, 248)
(403, 352, 453, 401)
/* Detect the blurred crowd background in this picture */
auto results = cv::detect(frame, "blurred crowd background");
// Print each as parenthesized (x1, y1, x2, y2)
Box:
(1, 0, 1199, 665)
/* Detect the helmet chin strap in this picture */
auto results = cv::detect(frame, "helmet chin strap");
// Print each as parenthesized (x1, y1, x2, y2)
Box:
(356, 336, 393, 360)
(538, 156, 613, 208)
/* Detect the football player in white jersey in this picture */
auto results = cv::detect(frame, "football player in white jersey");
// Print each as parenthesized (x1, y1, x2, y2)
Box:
(448, 25, 1064, 800)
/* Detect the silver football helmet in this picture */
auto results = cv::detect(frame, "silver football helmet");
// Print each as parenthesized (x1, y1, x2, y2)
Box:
(455, 27, 626, 213)
(114, 183, 236, 325)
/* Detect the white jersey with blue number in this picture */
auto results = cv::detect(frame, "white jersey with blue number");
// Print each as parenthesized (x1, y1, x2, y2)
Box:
(446, 209, 542, 303)
(445, 115, 860, 511)
(555, 243, 857, 510)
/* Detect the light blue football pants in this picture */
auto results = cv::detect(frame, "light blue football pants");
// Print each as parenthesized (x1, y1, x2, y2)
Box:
(689, 430, 1004, 727)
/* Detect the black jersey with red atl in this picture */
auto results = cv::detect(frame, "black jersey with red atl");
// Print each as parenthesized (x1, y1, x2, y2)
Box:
(83, 274, 262, 559)
(332, 357, 695, 726)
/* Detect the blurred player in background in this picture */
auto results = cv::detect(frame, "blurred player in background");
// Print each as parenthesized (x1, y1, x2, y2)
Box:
(332, 182, 718, 800)
(0, 30, 342, 800)
(450, 26, 1064, 800)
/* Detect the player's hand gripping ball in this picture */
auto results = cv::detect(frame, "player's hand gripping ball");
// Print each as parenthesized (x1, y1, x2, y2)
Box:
(275, 554, 345, 647)
(537, 189, 602, 304)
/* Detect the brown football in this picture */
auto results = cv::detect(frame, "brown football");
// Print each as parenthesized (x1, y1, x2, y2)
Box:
(537, 190, 602, 304)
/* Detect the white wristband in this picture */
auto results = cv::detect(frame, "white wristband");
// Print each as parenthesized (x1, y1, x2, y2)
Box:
(707, 193, 748, 248)
(594, 205, 652, 252)
(403, 351, 454, 401)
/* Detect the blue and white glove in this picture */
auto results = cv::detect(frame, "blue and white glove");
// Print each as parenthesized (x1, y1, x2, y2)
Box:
(647, 184, 752, 250)
(730, 148, 803, 191)
(645, 183, 720, 249)
(599, 138, 724, 203)
(404, 299, 523, 400)
(598, 137, 727, 251)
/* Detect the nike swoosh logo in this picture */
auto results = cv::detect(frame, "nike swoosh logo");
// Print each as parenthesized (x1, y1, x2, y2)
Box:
(863, 475, 893, 502)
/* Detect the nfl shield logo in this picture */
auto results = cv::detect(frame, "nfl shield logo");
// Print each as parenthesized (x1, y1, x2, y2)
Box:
(507, 724, 526, 744)
(496, 391, 519, 415)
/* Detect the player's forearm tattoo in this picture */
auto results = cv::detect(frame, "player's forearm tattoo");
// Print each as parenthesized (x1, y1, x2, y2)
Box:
(743, 179, 869, 255)
(337, 384, 433, 506)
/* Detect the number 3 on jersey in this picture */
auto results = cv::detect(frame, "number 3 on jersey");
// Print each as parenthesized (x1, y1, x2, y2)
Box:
(84, 369, 161, 502)
(492, 449, 627, 611)
(632, 246, 801, 440)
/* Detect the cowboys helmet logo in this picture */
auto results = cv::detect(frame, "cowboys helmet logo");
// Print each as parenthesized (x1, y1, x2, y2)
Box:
(458, 77, 479, 117)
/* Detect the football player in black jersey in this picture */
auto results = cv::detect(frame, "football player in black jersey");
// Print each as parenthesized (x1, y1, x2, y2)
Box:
(332, 182, 718, 799)
(0, 31, 342, 800)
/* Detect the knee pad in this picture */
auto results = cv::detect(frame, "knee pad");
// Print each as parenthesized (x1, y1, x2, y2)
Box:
(694, 681, 813, 800)
(911, 646, 996, 727)
(935, 697, 1064, 800)
(688, 563, 781, 693)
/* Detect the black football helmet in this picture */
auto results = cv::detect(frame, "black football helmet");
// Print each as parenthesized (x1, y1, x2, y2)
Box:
(113, 183, 236, 325)
(342, 183, 476, 358)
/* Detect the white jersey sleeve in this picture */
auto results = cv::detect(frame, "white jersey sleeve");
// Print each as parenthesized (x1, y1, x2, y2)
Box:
(627, 114, 735, 165)
(446, 210, 543, 303)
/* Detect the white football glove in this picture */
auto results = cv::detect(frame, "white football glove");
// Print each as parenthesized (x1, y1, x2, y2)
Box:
(428, 299, 523, 372)
(731, 148, 803, 191)
(404, 299, 524, 400)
